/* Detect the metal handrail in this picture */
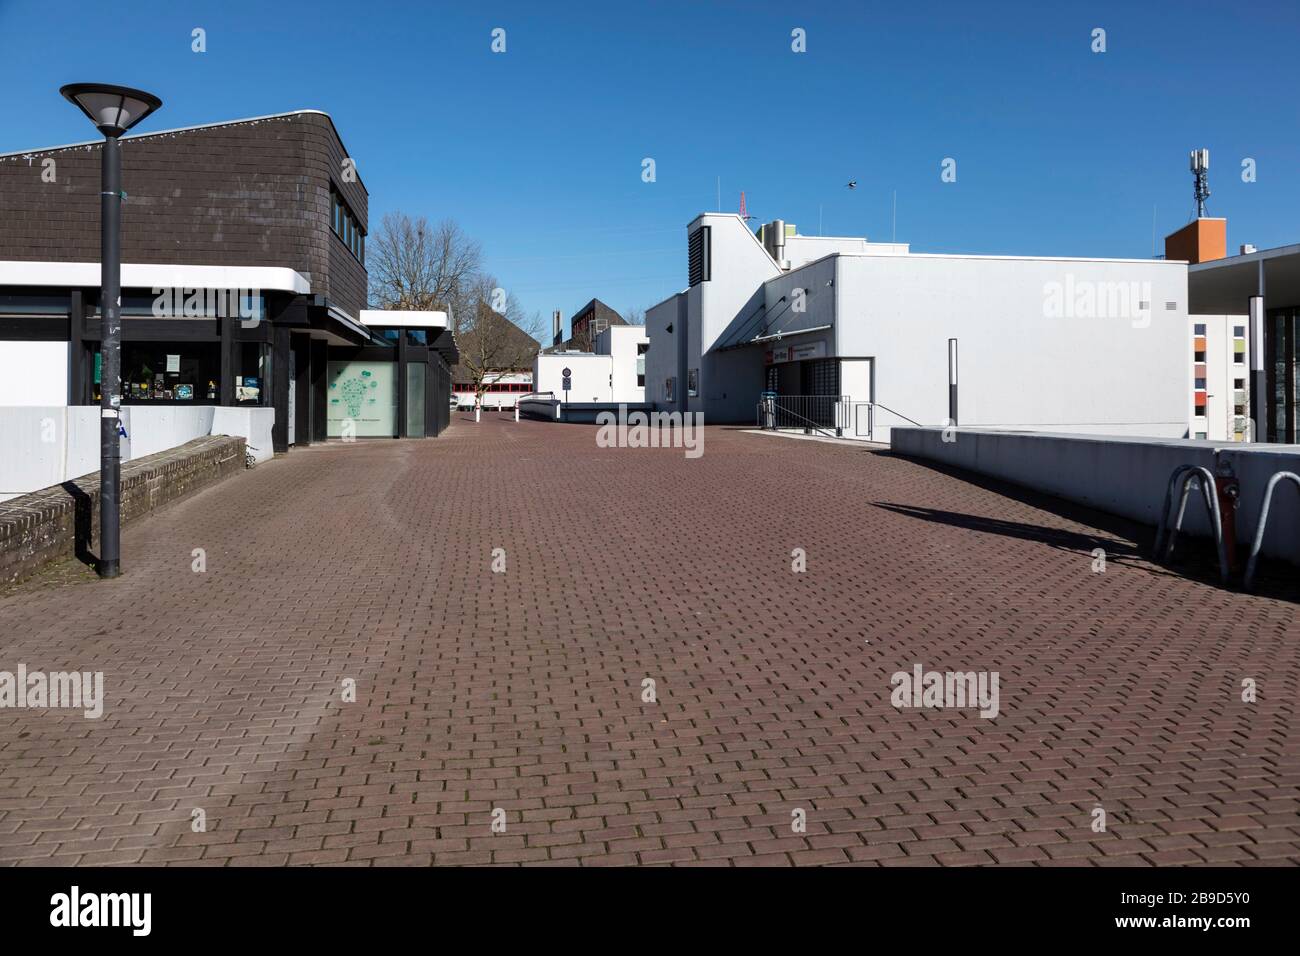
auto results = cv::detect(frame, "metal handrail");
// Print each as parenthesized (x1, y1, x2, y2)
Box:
(1154, 464, 1229, 583)
(868, 402, 923, 428)
(757, 394, 849, 438)
(1243, 471, 1300, 590)
(756, 401, 839, 439)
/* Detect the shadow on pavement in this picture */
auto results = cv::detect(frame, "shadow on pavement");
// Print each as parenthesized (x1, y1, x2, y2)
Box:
(871, 501, 1139, 560)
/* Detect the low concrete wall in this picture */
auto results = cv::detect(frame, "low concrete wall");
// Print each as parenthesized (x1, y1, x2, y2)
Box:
(518, 398, 561, 421)
(0, 435, 246, 587)
(559, 402, 657, 424)
(212, 407, 274, 463)
(890, 428, 1300, 564)
(517, 400, 660, 425)
(0, 405, 274, 500)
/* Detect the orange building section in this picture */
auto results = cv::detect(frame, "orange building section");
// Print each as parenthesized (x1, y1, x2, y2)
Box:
(1165, 218, 1227, 264)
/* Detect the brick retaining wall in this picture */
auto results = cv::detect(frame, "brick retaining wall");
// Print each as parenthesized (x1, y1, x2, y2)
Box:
(0, 435, 245, 587)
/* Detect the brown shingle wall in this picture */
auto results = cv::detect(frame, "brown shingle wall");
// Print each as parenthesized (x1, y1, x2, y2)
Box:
(0, 112, 369, 317)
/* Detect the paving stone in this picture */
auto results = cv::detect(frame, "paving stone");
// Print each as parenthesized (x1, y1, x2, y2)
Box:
(0, 418, 1296, 866)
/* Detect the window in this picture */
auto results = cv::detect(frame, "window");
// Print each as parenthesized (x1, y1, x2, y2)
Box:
(1194, 351, 1206, 362)
(1234, 326, 1245, 337)
(1235, 350, 1245, 364)
(330, 187, 365, 263)
(636, 342, 648, 387)
(687, 368, 699, 397)
(1195, 378, 1206, 389)
(1195, 432, 1207, 439)
(665, 377, 675, 402)
(688, 227, 711, 286)
(102, 342, 222, 404)
(1194, 323, 1206, 335)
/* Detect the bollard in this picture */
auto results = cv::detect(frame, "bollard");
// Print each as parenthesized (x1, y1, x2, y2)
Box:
(1214, 465, 1240, 574)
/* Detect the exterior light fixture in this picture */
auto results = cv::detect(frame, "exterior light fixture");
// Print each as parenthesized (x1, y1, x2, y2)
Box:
(59, 83, 164, 578)
(947, 338, 959, 426)
(60, 83, 162, 137)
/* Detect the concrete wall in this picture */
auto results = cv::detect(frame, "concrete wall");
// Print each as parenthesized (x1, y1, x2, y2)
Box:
(0, 341, 67, 405)
(891, 427, 1300, 564)
(694, 214, 781, 353)
(645, 292, 685, 412)
(0, 435, 246, 587)
(533, 352, 612, 403)
(596, 325, 648, 403)
(0, 405, 273, 500)
(211, 407, 275, 463)
(782, 236, 908, 269)
(837, 255, 1190, 442)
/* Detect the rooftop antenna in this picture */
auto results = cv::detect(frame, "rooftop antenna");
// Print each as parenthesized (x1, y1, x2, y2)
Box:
(1190, 149, 1210, 218)
(739, 191, 753, 221)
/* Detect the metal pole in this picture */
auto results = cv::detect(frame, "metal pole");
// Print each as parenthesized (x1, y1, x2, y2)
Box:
(947, 337, 958, 427)
(99, 134, 123, 577)
(1250, 259, 1266, 442)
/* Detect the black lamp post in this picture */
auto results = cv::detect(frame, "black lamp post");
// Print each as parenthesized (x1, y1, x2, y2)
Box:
(60, 83, 162, 578)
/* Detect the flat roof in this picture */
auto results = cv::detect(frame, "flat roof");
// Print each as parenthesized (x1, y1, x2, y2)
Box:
(1189, 243, 1300, 313)
(359, 309, 448, 329)
(0, 261, 311, 294)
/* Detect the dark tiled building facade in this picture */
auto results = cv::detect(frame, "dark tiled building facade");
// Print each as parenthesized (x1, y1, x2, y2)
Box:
(0, 110, 454, 451)
(0, 111, 367, 317)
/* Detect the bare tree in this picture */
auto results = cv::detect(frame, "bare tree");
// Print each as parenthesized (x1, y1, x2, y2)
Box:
(366, 212, 546, 404)
(367, 213, 481, 312)
(623, 307, 646, 326)
(455, 275, 545, 405)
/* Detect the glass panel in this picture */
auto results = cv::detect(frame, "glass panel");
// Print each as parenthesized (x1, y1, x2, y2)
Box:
(236, 342, 269, 405)
(327, 360, 397, 437)
(406, 362, 426, 438)
(112, 342, 221, 402)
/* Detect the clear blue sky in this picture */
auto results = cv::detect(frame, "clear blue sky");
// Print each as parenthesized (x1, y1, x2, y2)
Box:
(2, 0, 1297, 332)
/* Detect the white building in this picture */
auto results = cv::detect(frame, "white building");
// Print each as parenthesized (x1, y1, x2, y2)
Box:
(645, 213, 1191, 441)
(532, 325, 648, 405)
(1189, 315, 1250, 441)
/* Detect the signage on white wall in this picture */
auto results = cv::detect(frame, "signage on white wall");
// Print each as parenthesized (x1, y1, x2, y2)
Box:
(765, 341, 827, 365)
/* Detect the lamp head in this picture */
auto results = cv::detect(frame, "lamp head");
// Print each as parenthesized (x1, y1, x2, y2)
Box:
(60, 83, 162, 138)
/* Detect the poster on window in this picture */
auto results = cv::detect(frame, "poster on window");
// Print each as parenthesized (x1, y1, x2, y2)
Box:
(326, 361, 397, 437)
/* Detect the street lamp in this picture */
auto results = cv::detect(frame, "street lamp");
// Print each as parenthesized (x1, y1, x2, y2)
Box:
(60, 83, 162, 578)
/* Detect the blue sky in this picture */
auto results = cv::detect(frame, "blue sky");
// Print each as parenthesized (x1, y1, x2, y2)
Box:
(2, 0, 1297, 332)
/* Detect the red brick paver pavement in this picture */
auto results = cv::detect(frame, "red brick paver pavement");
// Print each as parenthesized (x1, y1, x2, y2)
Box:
(1, 416, 1297, 866)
